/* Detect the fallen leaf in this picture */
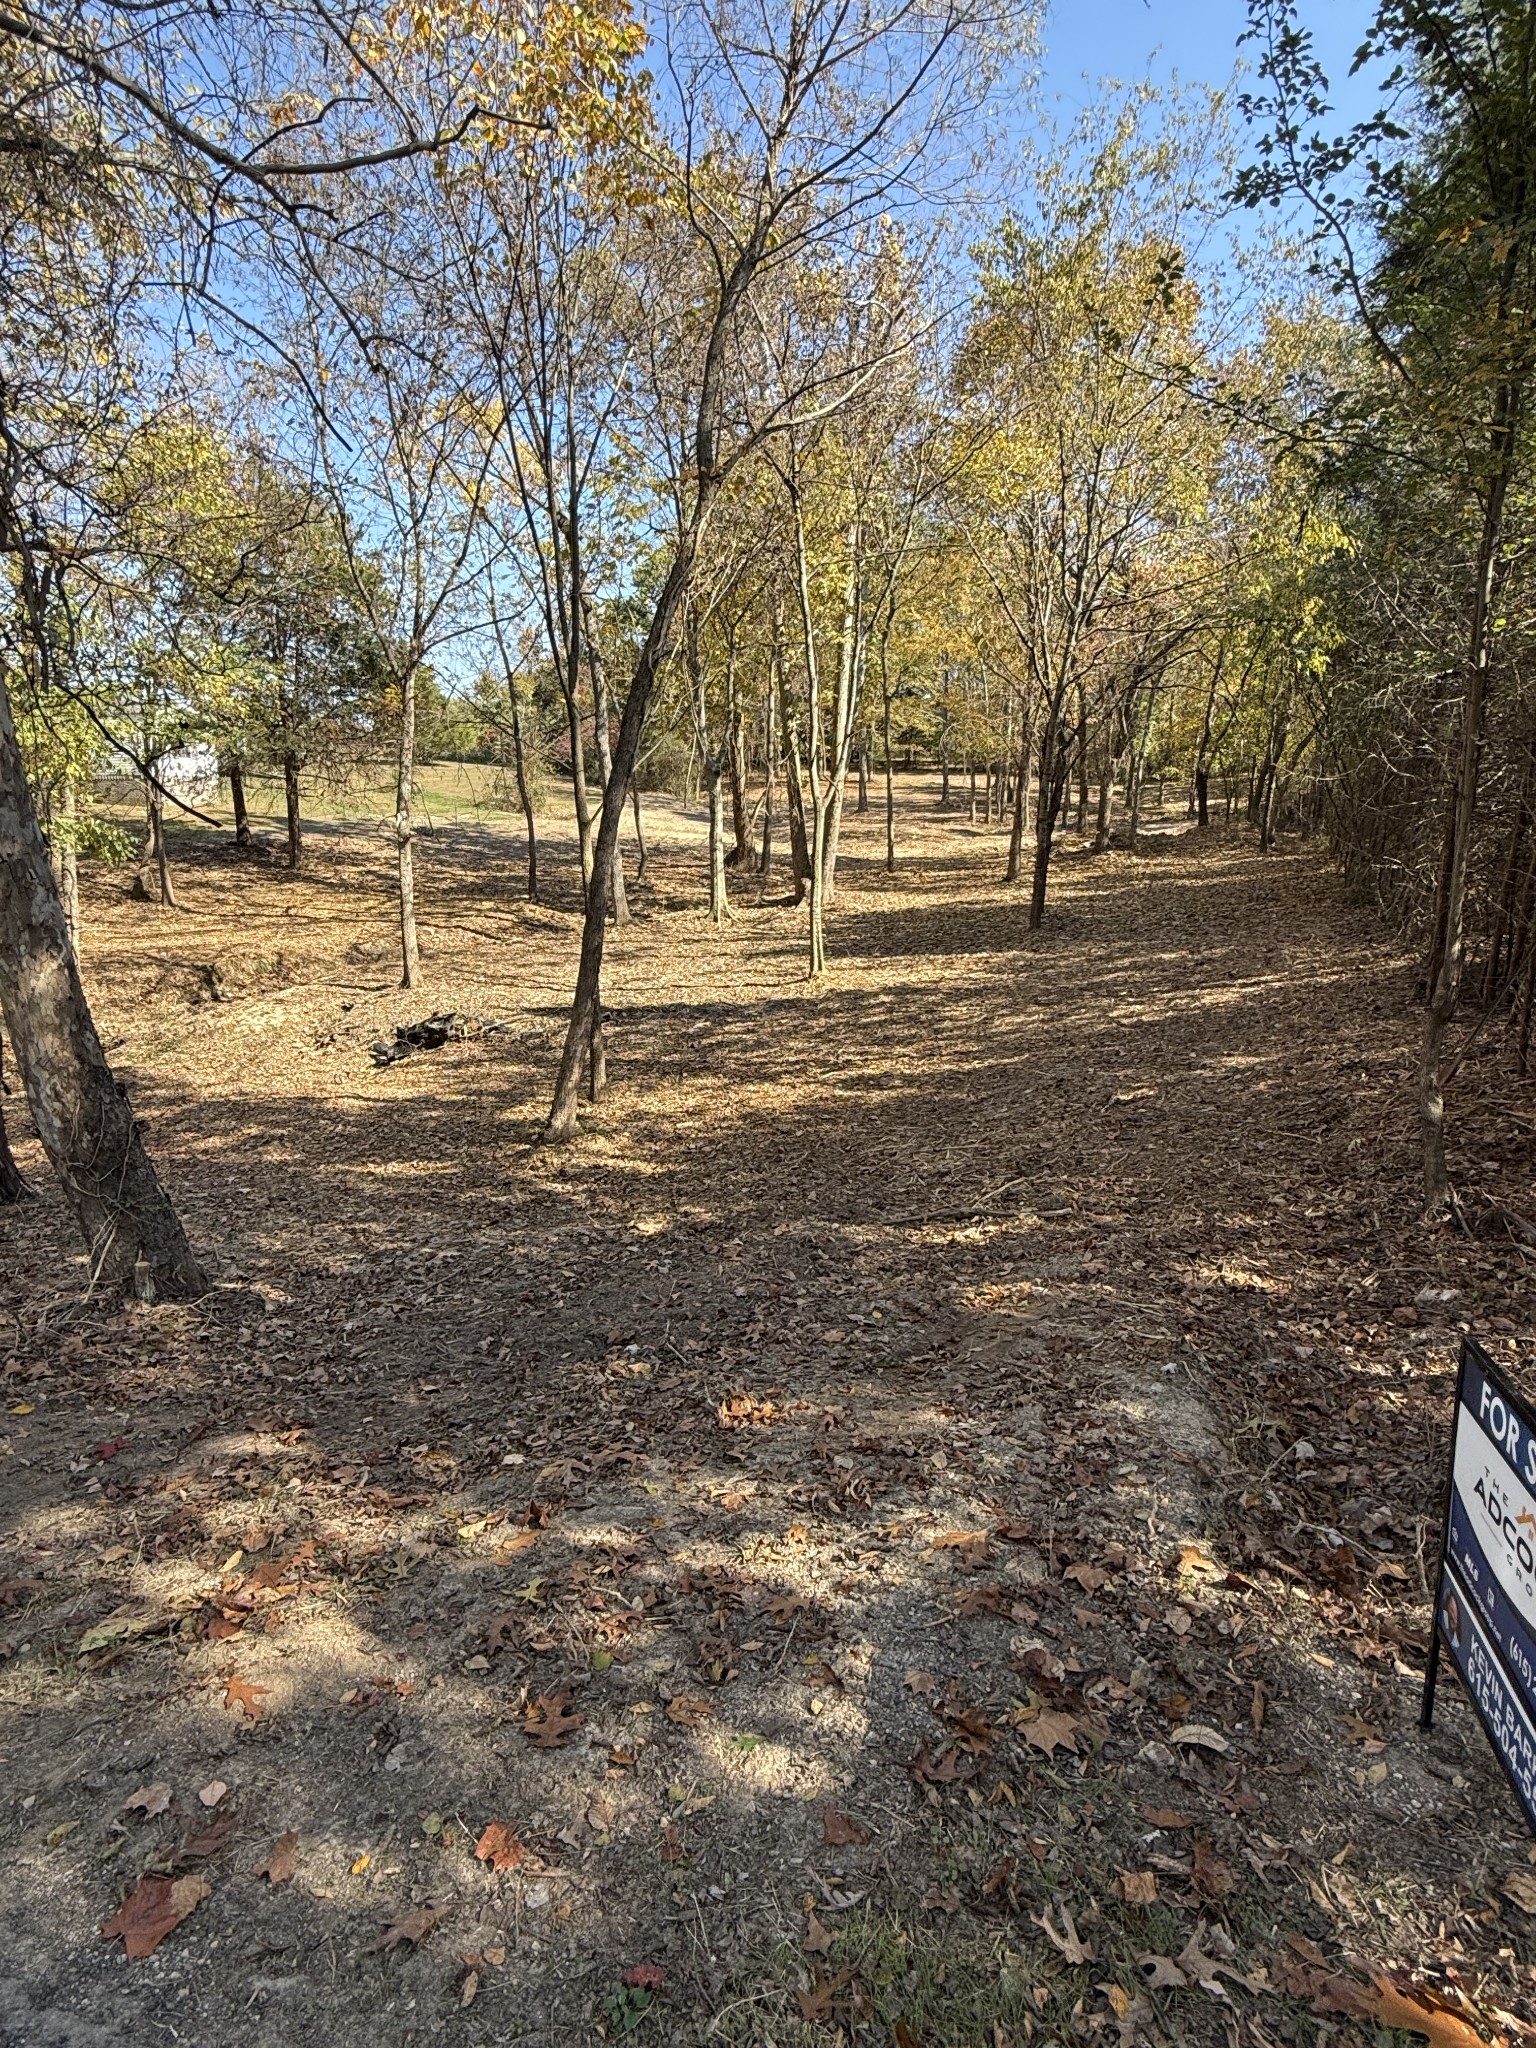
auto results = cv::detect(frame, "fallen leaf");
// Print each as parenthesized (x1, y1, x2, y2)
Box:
(224, 1676, 271, 1721)
(1120, 1869, 1158, 1905)
(1143, 1807, 1193, 1829)
(795, 1964, 855, 2023)
(1018, 1708, 1080, 1756)
(1064, 1561, 1108, 1591)
(100, 1874, 210, 1960)
(1033, 1904, 1093, 1964)
(523, 1692, 585, 1747)
(258, 1831, 299, 1884)
(474, 1821, 528, 1872)
(822, 1807, 872, 1847)
(903, 1668, 936, 1692)
(804, 1906, 836, 1954)
(665, 1694, 713, 1729)
(380, 1904, 445, 1951)
(460, 1969, 480, 2008)
(199, 1780, 229, 1808)
(1138, 1953, 1188, 1991)
(1168, 1723, 1229, 1753)
(1312, 1964, 1487, 2048)
(1192, 1837, 1238, 1902)
(1502, 1869, 1536, 1913)
(1176, 1925, 1261, 1998)
(124, 1782, 172, 1819)
(623, 1963, 667, 1991)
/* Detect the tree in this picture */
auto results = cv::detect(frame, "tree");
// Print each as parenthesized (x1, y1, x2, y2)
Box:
(1238, 0, 1536, 1215)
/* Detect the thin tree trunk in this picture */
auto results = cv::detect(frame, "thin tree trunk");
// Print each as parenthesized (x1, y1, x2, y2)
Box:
(857, 746, 869, 814)
(397, 667, 420, 989)
(54, 778, 78, 958)
(152, 784, 177, 909)
(0, 672, 204, 1294)
(1005, 713, 1032, 883)
(883, 698, 896, 874)
(630, 781, 648, 883)
(759, 674, 778, 875)
(582, 598, 629, 926)
(228, 759, 252, 847)
(509, 685, 539, 902)
(708, 751, 731, 923)
(283, 752, 302, 870)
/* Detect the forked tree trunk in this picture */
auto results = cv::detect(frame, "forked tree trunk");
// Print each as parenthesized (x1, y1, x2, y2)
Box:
(0, 674, 204, 1294)
(396, 667, 420, 988)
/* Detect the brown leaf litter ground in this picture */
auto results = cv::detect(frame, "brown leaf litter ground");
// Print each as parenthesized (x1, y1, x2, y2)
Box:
(1, 778, 1535, 2047)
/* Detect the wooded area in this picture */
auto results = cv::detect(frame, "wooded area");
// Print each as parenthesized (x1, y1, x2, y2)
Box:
(4, 0, 1536, 2042)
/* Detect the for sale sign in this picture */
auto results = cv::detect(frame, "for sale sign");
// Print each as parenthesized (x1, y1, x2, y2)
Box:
(1424, 1336, 1536, 1831)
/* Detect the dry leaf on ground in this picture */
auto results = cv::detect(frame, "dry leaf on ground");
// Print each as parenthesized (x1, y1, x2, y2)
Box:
(123, 1783, 171, 1818)
(475, 1822, 528, 1871)
(101, 1874, 210, 1960)
(258, 1831, 299, 1884)
(223, 1676, 271, 1721)
(522, 1692, 585, 1747)
(379, 1904, 445, 1951)
(822, 1807, 872, 1847)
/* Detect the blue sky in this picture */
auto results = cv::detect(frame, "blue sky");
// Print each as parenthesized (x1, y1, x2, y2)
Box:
(1036, 0, 1379, 127)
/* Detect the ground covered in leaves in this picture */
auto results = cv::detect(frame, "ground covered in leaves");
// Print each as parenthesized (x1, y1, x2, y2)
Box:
(2, 778, 1535, 2048)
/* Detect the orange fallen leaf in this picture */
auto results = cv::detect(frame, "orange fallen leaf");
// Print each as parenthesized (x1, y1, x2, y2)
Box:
(224, 1675, 271, 1721)
(101, 1874, 210, 1960)
(1119, 1869, 1158, 1905)
(474, 1821, 528, 1872)
(1313, 1964, 1487, 2048)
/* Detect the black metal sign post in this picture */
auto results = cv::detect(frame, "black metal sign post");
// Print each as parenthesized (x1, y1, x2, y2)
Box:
(1422, 1335, 1536, 1833)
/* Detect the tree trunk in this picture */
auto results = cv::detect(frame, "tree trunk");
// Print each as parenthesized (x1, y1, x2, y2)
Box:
(544, 511, 710, 1142)
(727, 697, 751, 866)
(1092, 750, 1116, 852)
(0, 672, 205, 1295)
(1029, 707, 1071, 931)
(151, 783, 177, 909)
(585, 618, 630, 926)
(1195, 767, 1209, 829)
(857, 746, 869, 813)
(509, 685, 539, 902)
(883, 697, 896, 874)
(708, 752, 731, 924)
(1420, 399, 1514, 1214)
(53, 778, 79, 958)
(1005, 714, 1032, 883)
(283, 752, 302, 870)
(630, 782, 648, 883)
(397, 668, 420, 988)
(229, 759, 252, 847)
(0, 1034, 34, 1203)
